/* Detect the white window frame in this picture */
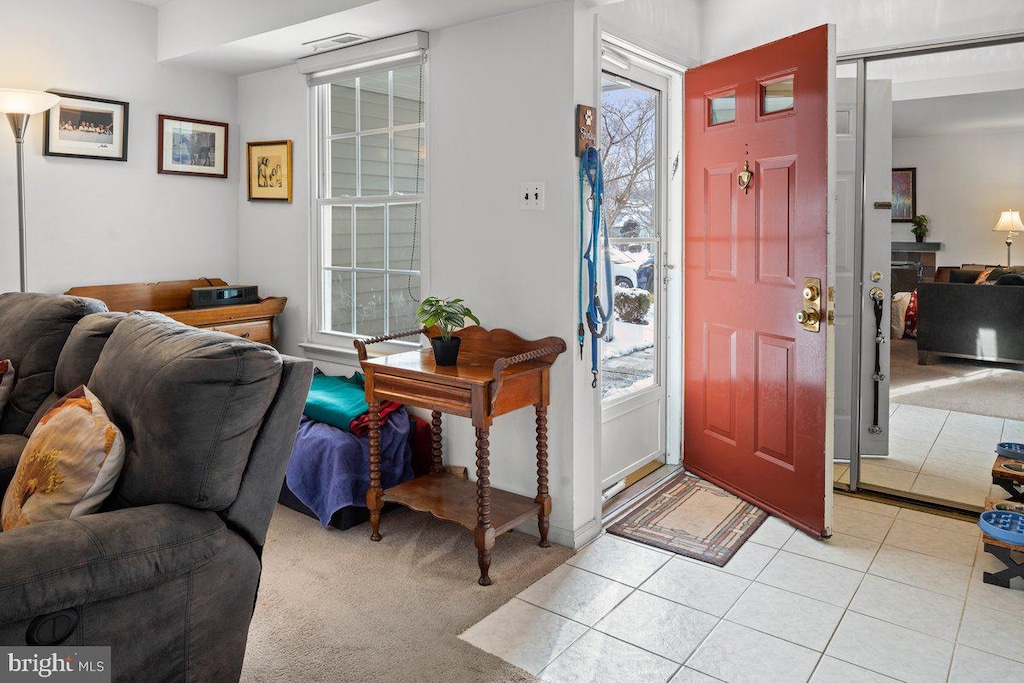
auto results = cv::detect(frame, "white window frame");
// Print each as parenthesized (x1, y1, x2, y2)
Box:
(302, 43, 429, 360)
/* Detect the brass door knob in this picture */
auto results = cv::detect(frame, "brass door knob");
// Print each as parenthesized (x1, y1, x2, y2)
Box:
(796, 309, 819, 325)
(803, 284, 820, 301)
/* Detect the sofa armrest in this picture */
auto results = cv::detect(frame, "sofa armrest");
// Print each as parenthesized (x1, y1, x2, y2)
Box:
(0, 504, 226, 625)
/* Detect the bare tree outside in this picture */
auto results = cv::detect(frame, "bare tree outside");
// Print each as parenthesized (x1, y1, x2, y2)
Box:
(600, 84, 657, 240)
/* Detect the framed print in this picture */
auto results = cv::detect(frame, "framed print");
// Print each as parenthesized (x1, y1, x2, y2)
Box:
(158, 115, 228, 178)
(247, 140, 293, 202)
(891, 167, 916, 222)
(44, 92, 129, 161)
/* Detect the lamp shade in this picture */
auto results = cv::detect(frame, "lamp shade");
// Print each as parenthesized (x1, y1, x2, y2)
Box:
(0, 89, 59, 115)
(994, 210, 1024, 232)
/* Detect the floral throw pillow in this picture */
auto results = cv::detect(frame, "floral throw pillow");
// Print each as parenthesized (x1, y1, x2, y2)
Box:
(1, 386, 125, 531)
(0, 359, 13, 416)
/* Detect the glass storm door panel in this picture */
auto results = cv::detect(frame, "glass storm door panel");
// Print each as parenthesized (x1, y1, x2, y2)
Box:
(599, 65, 669, 490)
(683, 26, 836, 536)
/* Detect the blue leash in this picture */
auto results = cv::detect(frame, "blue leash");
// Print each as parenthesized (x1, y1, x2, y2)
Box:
(578, 146, 613, 388)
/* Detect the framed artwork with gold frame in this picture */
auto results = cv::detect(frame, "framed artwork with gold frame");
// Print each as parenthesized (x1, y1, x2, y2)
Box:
(247, 140, 293, 202)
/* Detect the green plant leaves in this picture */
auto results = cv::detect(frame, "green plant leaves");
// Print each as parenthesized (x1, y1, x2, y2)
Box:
(416, 296, 481, 341)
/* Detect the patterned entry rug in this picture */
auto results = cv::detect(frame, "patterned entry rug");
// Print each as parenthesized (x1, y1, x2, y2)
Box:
(608, 470, 768, 566)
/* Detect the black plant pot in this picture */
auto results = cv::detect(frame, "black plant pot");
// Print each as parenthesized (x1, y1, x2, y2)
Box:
(915, 234, 925, 243)
(431, 336, 461, 366)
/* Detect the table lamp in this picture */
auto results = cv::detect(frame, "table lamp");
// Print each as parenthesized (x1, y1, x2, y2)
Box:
(994, 209, 1024, 268)
(0, 88, 60, 292)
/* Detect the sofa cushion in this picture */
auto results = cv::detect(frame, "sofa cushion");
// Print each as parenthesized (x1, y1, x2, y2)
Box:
(2, 386, 125, 531)
(0, 360, 13, 415)
(0, 293, 107, 436)
(0, 434, 26, 490)
(949, 269, 983, 284)
(996, 273, 1024, 286)
(91, 312, 282, 510)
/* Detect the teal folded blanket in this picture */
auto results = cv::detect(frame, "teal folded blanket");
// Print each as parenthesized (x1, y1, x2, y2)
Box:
(303, 372, 368, 432)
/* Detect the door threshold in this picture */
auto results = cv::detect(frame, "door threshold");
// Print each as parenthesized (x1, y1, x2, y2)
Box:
(835, 486, 980, 523)
(602, 463, 681, 526)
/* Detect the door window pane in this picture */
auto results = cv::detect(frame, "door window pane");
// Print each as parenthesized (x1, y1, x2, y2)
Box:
(360, 134, 390, 196)
(709, 93, 736, 125)
(762, 77, 795, 114)
(602, 241, 658, 400)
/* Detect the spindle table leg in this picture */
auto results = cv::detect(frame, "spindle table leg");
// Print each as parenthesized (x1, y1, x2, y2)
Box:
(367, 401, 383, 542)
(430, 410, 444, 475)
(475, 426, 495, 586)
(535, 404, 551, 548)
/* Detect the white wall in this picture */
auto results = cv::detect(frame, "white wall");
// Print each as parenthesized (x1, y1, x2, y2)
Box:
(0, 0, 238, 294)
(237, 1, 597, 545)
(892, 130, 1024, 267)
(597, 0, 701, 66)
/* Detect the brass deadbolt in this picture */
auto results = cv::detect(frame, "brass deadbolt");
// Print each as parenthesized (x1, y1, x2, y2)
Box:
(802, 284, 820, 301)
(796, 309, 820, 326)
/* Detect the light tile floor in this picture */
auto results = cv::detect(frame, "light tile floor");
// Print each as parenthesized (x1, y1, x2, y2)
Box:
(833, 404, 1019, 510)
(460, 496, 1024, 683)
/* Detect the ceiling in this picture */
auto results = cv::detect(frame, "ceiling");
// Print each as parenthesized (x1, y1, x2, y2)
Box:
(126, 0, 174, 6)
(893, 88, 1024, 138)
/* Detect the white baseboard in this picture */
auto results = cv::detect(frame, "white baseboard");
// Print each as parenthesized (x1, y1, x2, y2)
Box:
(512, 517, 601, 550)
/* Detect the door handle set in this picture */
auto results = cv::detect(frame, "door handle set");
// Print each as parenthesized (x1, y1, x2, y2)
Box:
(797, 277, 822, 332)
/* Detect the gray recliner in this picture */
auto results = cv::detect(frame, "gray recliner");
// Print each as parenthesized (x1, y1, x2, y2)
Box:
(0, 309, 313, 682)
(0, 292, 108, 484)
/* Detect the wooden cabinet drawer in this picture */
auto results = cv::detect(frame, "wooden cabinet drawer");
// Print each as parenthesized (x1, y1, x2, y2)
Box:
(206, 320, 272, 343)
(372, 374, 473, 417)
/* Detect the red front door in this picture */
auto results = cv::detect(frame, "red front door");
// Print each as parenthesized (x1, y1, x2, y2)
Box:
(684, 26, 834, 536)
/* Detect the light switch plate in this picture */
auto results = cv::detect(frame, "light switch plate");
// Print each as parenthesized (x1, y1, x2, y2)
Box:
(520, 182, 545, 211)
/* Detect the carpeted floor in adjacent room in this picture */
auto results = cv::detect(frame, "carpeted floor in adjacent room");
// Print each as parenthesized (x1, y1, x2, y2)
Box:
(241, 505, 571, 683)
(890, 338, 1024, 420)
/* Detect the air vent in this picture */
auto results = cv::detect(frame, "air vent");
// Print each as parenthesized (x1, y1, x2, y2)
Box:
(304, 32, 368, 52)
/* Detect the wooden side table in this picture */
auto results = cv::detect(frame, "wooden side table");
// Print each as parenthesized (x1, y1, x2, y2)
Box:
(355, 326, 566, 585)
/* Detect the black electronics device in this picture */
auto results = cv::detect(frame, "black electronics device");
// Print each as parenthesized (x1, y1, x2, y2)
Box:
(191, 285, 260, 308)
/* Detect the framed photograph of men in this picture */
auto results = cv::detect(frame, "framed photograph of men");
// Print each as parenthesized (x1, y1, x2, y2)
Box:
(157, 114, 228, 178)
(246, 140, 293, 202)
(44, 93, 129, 161)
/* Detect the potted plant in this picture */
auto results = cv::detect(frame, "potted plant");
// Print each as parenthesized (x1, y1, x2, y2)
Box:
(911, 214, 929, 243)
(416, 296, 481, 366)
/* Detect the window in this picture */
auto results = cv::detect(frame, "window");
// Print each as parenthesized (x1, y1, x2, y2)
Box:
(312, 60, 426, 343)
(708, 92, 736, 126)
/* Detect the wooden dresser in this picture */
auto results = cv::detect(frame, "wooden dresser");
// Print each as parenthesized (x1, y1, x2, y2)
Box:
(66, 278, 286, 346)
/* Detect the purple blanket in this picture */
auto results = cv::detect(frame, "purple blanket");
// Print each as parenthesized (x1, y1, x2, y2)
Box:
(285, 410, 414, 527)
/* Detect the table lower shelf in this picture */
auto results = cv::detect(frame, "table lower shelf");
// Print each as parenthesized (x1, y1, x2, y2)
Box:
(383, 472, 541, 535)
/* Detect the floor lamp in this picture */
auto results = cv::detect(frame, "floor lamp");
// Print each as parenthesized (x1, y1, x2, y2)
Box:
(994, 209, 1024, 268)
(0, 89, 60, 293)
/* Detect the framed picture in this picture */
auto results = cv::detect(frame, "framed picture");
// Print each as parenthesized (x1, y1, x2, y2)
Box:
(44, 92, 129, 161)
(891, 167, 916, 223)
(158, 115, 228, 178)
(247, 140, 293, 202)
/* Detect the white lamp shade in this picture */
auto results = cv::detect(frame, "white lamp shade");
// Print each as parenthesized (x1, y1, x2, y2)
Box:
(994, 210, 1024, 232)
(0, 89, 60, 115)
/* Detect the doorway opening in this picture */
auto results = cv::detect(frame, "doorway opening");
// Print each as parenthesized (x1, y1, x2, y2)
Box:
(834, 36, 1024, 514)
(597, 38, 684, 520)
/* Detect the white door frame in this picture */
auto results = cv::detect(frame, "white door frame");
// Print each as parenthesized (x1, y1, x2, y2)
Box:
(598, 36, 685, 490)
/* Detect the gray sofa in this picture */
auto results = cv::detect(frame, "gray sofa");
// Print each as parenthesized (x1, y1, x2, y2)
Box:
(916, 281, 1024, 364)
(0, 300, 313, 682)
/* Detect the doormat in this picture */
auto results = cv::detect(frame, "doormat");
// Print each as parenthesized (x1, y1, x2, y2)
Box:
(607, 471, 768, 566)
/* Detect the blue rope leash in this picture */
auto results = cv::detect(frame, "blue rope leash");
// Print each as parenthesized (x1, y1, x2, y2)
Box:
(578, 146, 613, 388)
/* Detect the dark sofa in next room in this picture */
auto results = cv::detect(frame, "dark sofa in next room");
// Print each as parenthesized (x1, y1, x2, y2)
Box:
(916, 281, 1024, 365)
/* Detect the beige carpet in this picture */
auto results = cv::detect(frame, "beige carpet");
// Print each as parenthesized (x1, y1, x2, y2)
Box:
(890, 338, 1024, 420)
(241, 505, 571, 683)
